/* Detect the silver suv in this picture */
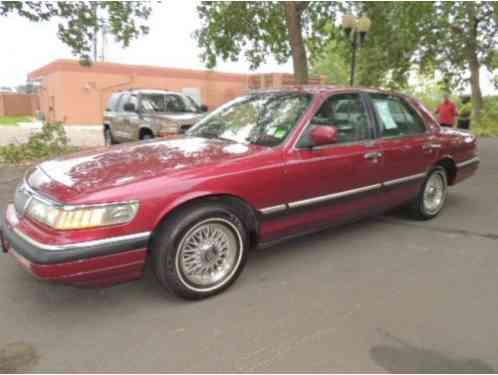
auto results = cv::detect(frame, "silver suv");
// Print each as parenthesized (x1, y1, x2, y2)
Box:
(103, 90, 208, 145)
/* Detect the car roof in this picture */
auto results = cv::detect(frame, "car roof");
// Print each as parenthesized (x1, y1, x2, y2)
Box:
(117, 89, 184, 96)
(249, 85, 405, 98)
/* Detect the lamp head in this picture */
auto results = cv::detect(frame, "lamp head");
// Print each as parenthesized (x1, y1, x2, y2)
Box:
(342, 14, 356, 36)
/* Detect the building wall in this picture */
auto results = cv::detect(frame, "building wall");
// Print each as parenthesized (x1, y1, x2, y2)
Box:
(29, 59, 324, 125)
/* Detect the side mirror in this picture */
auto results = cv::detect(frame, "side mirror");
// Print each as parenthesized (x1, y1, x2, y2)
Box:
(123, 102, 136, 112)
(309, 125, 337, 147)
(200, 104, 208, 113)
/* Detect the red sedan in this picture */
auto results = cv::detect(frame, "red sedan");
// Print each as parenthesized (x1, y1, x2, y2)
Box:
(0, 87, 479, 299)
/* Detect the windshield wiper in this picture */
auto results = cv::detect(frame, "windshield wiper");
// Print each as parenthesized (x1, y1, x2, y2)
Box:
(194, 130, 234, 143)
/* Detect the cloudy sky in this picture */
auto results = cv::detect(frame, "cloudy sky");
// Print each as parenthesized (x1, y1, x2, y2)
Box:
(0, 1, 292, 88)
(0, 1, 495, 95)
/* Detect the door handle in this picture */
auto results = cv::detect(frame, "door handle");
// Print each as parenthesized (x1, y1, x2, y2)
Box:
(364, 151, 383, 160)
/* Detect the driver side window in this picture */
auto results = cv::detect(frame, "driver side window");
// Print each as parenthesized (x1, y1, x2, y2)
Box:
(299, 93, 370, 147)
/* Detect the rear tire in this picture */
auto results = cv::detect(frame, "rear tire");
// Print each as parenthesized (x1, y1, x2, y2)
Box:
(151, 202, 248, 299)
(408, 167, 448, 220)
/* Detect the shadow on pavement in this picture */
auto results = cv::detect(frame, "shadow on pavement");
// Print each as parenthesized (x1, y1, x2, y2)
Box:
(370, 332, 495, 373)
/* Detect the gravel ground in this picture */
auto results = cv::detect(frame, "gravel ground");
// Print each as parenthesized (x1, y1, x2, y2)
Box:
(0, 138, 497, 372)
(0, 122, 103, 148)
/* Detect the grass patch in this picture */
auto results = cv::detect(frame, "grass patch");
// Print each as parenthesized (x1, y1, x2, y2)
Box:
(0, 122, 78, 165)
(0, 116, 33, 126)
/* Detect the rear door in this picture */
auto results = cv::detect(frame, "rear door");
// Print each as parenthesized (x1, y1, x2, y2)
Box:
(367, 93, 439, 207)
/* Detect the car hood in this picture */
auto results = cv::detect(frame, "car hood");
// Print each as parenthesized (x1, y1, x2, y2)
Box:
(32, 137, 265, 200)
(151, 112, 205, 125)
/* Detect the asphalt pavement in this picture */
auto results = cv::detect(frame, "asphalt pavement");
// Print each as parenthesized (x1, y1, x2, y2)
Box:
(0, 138, 497, 372)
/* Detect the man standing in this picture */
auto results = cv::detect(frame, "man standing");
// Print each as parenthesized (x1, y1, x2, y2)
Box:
(436, 94, 458, 127)
(458, 96, 473, 130)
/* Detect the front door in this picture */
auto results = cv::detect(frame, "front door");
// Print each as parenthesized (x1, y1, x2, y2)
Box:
(366, 93, 439, 207)
(278, 93, 384, 237)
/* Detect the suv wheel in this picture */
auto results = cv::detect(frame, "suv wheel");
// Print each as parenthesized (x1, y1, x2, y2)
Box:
(141, 133, 153, 140)
(151, 202, 248, 299)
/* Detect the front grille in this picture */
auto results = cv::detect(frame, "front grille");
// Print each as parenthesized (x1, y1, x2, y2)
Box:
(14, 184, 32, 217)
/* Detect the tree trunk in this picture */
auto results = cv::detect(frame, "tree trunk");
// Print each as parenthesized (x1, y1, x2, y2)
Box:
(284, 2, 308, 84)
(465, 2, 483, 123)
(468, 53, 483, 123)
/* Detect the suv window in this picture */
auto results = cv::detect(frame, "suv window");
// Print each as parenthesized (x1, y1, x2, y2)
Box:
(106, 93, 121, 111)
(369, 94, 426, 137)
(118, 94, 138, 112)
(117, 93, 129, 112)
(299, 93, 370, 147)
(164, 95, 187, 112)
(141, 94, 165, 112)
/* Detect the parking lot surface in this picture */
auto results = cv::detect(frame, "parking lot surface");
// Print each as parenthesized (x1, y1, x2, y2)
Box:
(0, 138, 497, 372)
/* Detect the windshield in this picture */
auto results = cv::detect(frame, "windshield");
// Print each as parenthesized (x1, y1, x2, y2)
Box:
(187, 93, 312, 146)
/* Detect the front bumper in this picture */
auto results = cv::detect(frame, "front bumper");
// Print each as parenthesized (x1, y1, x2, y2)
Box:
(1, 205, 149, 287)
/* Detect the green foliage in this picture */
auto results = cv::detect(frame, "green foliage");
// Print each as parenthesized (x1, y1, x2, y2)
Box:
(0, 123, 77, 164)
(474, 97, 498, 137)
(310, 39, 350, 86)
(406, 80, 498, 137)
(357, 2, 498, 93)
(0, 1, 151, 61)
(0, 116, 32, 126)
(194, 2, 343, 71)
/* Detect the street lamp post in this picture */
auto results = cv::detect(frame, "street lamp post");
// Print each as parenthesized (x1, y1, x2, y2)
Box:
(342, 15, 372, 86)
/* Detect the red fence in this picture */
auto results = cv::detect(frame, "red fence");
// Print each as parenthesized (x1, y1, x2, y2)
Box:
(0, 94, 39, 116)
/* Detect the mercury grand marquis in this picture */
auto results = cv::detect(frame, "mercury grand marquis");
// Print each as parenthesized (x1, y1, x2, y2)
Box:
(0, 87, 479, 299)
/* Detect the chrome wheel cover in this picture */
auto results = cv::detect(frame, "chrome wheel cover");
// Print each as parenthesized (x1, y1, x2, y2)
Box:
(423, 172, 446, 215)
(176, 218, 242, 292)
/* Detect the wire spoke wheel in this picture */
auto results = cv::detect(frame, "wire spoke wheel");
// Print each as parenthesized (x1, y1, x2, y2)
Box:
(176, 218, 242, 291)
(423, 171, 447, 215)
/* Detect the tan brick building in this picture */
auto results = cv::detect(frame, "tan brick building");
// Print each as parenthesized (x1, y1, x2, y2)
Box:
(28, 59, 324, 125)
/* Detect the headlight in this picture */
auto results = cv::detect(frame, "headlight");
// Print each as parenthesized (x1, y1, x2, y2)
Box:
(26, 199, 139, 230)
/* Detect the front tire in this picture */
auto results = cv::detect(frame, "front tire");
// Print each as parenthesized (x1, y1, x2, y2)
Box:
(151, 202, 248, 299)
(409, 167, 448, 220)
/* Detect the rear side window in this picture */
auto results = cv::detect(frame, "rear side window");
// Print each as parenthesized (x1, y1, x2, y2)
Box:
(369, 94, 426, 137)
(106, 93, 121, 111)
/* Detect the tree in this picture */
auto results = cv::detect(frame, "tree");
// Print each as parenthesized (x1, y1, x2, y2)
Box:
(310, 40, 350, 86)
(195, 1, 344, 84)
(0, 1, 151, 63)
(422, 1, 498, 122)
(349, 1, 498, 122)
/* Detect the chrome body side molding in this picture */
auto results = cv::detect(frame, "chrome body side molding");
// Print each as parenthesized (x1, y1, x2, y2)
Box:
(383, 173, 426, 187)
(259, 172, 429, 215)
(456, 157, 480, 169)
(288, 184, 381, 209)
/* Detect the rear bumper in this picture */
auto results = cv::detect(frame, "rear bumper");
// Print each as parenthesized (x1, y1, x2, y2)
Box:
(1, 206, 148, 287)
(454, 156, 480, 184)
